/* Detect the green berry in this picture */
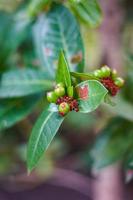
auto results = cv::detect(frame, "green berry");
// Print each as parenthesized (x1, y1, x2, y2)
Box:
(54, 87, 65, 97)
(59, 102, 70, 116)
(101, 66, 111, 78)
(111, 69, 117, 80)
(47, 91, 58, 103)
(55, 82, 64, 88)
(114, 77, 124, 87)
(94, 69, 103, 78)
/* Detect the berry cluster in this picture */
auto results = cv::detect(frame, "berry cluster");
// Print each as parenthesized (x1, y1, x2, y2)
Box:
(47, 83, 79, 116)
(57, 96, 79, 116)
(47, 83, 65, 103)
(93, 66, 124, 96)
(100, 77, 119, 96)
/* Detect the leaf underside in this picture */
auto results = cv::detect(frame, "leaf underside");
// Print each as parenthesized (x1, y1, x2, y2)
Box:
(33, 4, 84, 77)
(69, 0, 102, 27)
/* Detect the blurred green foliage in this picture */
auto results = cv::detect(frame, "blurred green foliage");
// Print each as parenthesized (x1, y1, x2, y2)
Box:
(0, 0, 132, 176)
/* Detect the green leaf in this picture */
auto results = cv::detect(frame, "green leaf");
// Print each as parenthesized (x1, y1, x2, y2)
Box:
(76, 80, 108, 113)
(28, 0, 51, 17)
(0, 69, 53, 98)
(103, 95, 133, 122)
(69, 0, 102, 27)
(0, 10, 31, 66)
(56, 51, 71, 88)
(67, 86, 74, 97)
(90, 118, 133, 169)
(71, 71, 98, 80)
(33, 4, 84, 78)
(104, 94, 116, 106)
(0, 95, 40, 131)
(27, 109, 64, 172)
(48, 103, 58, 112)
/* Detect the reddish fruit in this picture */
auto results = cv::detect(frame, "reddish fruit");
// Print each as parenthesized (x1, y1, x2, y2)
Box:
(59, 102, 70, 116)
(101, 77, 119, 96)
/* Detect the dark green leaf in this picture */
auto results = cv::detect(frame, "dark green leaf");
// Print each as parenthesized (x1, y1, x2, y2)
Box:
(33, 4, 84, 77)
(69, 0, 102, 27)
(0, 96, 40, 131)
(56, 51, 71, 87)
(126, 151, 133, 170)
(0, 69, 53, 98)
(27, 109, 64, 172)
(76, 80, 108, 113)
(90, 118, 133, 169)
(0, 10, 31, 66)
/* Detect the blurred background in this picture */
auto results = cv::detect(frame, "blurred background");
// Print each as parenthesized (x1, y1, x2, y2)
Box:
(0, 0, 133, 199)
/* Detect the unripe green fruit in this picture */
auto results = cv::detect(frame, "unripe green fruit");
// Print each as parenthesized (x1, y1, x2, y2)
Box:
(111, 69, 117, 80)
(47, 91, 58, 103)
(54, 87, 65, 97)
(55, 82, 64, 88)
(114, 77, 124, 87)
(94, 69, 103, 78)
(59, 102, 70, 115)
(101, 66, 111, 77)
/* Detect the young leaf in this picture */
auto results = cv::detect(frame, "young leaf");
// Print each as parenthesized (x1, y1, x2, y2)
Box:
(69, 0, 102, 27)
(90, 118, 133, 169)
(76, 80, 108, 113)
(0, 95, 40, 131)
(33, 4, 84, 78)
(27, 109, 64, 172)
(0, 69, 53, 98)
(67, 86, 74, 97)
(56, 51, 71, 87)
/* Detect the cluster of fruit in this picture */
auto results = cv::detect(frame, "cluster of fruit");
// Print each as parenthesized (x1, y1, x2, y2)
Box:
(47, 83, 79, 116)
(93, 66, 124, 96)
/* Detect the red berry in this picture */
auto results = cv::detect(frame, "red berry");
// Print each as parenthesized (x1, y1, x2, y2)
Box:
(59, 102, 70, 116)
(56, 95, 79, 114)
(101, 77, 119, 96)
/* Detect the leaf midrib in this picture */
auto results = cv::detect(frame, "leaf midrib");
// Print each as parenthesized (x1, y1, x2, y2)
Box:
(29, 112, 53, 166)
(56, 13, 70, 67)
